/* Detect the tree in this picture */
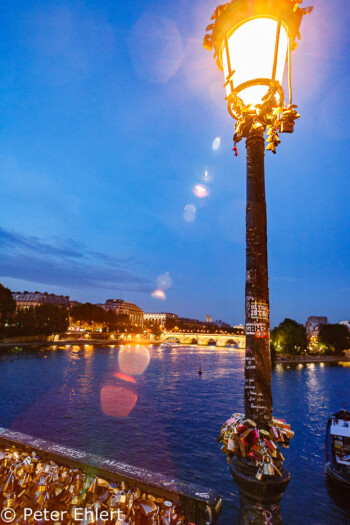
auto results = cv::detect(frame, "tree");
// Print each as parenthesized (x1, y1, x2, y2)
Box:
(270, 318, 308, 355)
(149, 324, 163, 337)
(0, 283, 16, 329)
(71, 303, 101, 324)
(15, 307, 37, 336)
(318, 324, 349, 355)
(165, 318, 178, 331)
(35, 304, 69, 335)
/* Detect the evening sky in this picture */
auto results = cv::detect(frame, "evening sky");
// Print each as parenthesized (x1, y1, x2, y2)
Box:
(0, 0, 349, 326)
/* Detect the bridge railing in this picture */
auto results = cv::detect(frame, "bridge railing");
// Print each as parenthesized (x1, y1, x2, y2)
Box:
(0, 427, 222, 525)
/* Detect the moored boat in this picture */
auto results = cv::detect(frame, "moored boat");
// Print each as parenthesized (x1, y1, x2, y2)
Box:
(326, 409, 350, 489)
(160, 341, 180, 348)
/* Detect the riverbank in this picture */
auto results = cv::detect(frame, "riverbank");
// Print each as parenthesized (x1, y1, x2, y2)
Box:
(275, 354, 350, 364)
(0, 340, 349, 365)
(0, 338, 162, 347)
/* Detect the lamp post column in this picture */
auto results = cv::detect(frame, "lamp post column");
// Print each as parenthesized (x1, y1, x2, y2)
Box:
(244, 130, 272, 427)
(229, 129, 290, 524)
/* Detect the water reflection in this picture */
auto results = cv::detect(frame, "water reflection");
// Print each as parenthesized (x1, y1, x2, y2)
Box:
(0, 346, 348, 524)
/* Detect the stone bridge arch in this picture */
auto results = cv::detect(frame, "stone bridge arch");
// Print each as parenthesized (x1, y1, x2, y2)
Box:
(160, 332, 246, 348)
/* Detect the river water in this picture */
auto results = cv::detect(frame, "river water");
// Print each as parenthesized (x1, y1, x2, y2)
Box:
(0, 344, 349, 524)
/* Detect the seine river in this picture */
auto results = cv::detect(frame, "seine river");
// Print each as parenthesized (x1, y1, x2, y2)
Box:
(0, 344, 349, 524)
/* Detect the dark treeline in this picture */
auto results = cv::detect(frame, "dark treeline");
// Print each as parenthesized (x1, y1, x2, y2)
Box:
(0, 284, 69, 338)
(271, 318, 349, 356)
(70, 303, 136, 332)
(0, 285, 139, 338)
(164, 317, 243, 334)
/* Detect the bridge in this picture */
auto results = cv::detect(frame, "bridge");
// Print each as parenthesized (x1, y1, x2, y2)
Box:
(160, 332, 246, 349)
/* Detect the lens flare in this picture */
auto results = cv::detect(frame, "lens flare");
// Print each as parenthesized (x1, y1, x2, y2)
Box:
(128, 14, 184, 84)
(151, 289, 166, 300)
(212, 137, 221, 150)
(202, 169, 213, 183)
(193, 184, 209, 198)
(156, 272, 172, 291)
(114, 372, 137, 383)
(184, 204, 196, 222)
(100, 385, 137, 418)
(118, 346, 150, 376)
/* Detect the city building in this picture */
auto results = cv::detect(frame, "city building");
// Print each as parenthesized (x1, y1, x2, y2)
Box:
(102, 299, 144, 326)
(12, 291, 70, 310)
(177, 317, 209, 330)
(213, 320, 231, 329)
(70, 300, 81, 309)
(206, 315, 212, 323)
(144, 312, 178, 327)
(339, 320, 350, 331)
(305, 316, 328, 337)
(233, 324, 245, 335)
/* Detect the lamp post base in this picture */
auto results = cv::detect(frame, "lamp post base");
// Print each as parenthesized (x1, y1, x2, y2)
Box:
(230, 457, 290, 525)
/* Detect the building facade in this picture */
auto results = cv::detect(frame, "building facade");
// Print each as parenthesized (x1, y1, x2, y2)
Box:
(213, 320, 231, 329)
(103, 299, 144, 326)
(339, 320, 350, 331)
(144, 312, 178, 327)
(12, 291, 70, 310)
(305, 316, 328, 337)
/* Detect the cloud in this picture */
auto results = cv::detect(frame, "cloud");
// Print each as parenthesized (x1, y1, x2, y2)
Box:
(0, 228, 83, 259)
(0, 228, 151, 293)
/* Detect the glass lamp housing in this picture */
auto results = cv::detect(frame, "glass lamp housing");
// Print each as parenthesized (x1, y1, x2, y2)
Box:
(222, 17, 288, 108)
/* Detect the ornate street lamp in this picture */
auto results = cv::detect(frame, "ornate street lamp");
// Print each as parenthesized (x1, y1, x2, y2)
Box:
(204, 0, 312, 523)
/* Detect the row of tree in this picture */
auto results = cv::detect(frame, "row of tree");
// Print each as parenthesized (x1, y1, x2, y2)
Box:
(271, 318, 349, 356)
(0, 284, 69, 337)
(1, 283, 349, 349)
(70, 303, 141, 333)
(0, 284, 143, 338)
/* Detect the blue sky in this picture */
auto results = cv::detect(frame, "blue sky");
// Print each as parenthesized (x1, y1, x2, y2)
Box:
(0, 0, 349, 327)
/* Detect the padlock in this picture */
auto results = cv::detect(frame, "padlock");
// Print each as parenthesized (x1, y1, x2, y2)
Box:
(256, 468, 263, 481)
(227, 438, 236, 452)
(140, 500, 158, 516)
(238, 439, 246, 457)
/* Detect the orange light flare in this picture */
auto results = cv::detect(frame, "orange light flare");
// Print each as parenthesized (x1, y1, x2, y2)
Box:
(151, 289, 166, 300)
(100, 385, 138, 418)
(114, 372, 137, 384)
(193, 184, 209, 198)
(118, 346, 150, 376)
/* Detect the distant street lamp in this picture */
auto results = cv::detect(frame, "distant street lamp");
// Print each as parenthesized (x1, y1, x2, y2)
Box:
(203, 0, 312, 523)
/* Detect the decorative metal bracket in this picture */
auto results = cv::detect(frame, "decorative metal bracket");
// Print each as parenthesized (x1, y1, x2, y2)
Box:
(229, 86, 301, 154)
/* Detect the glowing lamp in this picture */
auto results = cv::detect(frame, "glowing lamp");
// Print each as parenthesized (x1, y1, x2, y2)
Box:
(222, 17, 288, 107)
(204, 0, 313, 116)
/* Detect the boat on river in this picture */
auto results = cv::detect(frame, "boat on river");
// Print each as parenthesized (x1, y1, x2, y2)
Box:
(160, 342, 180, 348)
(325, 409, 350, 489)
